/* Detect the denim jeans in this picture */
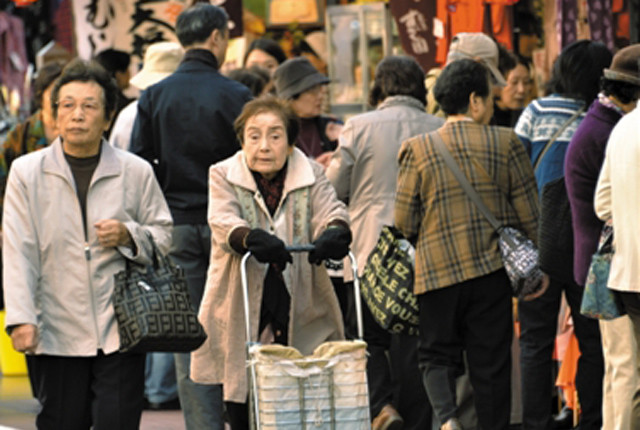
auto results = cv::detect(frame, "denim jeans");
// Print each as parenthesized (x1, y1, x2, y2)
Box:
(169, 224, 224, 430)
(144, 352, 178, 403)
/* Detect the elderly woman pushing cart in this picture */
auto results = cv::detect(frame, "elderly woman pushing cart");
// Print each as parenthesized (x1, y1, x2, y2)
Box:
(191, 96, 354, 429)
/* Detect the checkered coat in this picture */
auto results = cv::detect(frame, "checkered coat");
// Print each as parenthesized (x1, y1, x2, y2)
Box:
(394, 121, 539, 294)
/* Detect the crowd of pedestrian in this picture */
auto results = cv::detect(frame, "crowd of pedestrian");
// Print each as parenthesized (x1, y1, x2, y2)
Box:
(2, 3, 640, 430)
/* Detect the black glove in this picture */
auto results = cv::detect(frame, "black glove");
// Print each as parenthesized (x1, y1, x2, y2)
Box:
(308, 226, 352, 265)
(245, 229, 292, 269)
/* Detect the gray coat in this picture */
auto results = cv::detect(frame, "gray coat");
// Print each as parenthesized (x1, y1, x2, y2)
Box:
(326, 96, 444, 275)
(3, 139, 173, 356)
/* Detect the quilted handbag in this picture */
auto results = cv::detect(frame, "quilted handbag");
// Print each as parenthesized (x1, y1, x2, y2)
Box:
(112, 235, 207, 353)
(580, 224, 625, 320)
(498, 227, 545, 298)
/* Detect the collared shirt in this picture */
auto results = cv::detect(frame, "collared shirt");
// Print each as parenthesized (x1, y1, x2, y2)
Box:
(395, 121, 539, 294)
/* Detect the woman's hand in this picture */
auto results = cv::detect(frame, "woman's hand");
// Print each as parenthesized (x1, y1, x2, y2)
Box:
(315, 151, 334, 169)
(325, 121, 343, 142)
(308, 226, 352, 265)
(11, 324, 38, 354)
(94, 219, 132, 248)
(244, 229, 292, 269)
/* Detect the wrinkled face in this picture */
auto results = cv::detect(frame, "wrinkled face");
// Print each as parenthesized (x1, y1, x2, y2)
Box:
(290, 84, 327, 118)
(243, 111, 291, 179)
(245, 49, 279, 75)
(56, 81, 110, 152)
(500, 64, 532, 110)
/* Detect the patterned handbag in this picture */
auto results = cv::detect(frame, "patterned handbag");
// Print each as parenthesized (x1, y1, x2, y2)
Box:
(112, 235, 207, 353)
(360, 226, 419, 336)
(497, 227, 545, 298)
(580, 223, 625, 320)
(432, 132, 544, 299)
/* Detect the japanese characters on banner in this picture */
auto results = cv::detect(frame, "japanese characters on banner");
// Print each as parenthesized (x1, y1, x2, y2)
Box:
(72, 0, 243, 62)
(389, 0, 438, 73)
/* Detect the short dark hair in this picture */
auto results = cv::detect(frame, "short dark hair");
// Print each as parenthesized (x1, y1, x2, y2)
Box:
(93, 49, 131, 76)
(234, 96, 299, 146)
(33, 62, 63, 109)
(227, 67, 269, 97)
(368, 55, 427, 106)
(545, 40, 612, 104)
(433, 59, 491, 115)
(176, 3, 228, 48)
(601, 77, 640, 105)
(497, 44, 518, 77)
(243, 39, 287, 66)
(51, 58, 118, 121)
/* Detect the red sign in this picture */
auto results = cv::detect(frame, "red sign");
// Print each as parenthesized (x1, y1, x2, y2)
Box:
(12, 0, 38, 7)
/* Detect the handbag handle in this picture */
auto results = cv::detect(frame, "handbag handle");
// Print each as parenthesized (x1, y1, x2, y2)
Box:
(124, 231, 169, 273)
(598, 225, 614, 254)
(431, 131, 503, 232)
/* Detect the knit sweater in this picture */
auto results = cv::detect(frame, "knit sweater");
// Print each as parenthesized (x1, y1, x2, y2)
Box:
(565, 99, 622, 285)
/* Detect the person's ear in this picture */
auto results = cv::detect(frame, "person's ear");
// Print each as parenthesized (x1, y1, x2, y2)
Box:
(208, 29, 221, 49)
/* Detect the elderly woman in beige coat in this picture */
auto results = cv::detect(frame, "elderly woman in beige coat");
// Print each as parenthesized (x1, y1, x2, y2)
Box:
(191, 96, 351, 430)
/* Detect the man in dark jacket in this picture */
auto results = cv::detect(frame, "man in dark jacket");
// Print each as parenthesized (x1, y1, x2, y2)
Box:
(130, 4, 252, 429)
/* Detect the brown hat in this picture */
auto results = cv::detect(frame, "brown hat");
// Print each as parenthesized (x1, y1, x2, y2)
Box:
(274, 57, 330, 100)
(129, 42, 184, 90)
(604, 44, 640, 86)
(446, 32, 507, 87)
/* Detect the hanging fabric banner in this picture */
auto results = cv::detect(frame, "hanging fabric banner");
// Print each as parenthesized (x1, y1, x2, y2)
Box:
(71, 0, 243, 61)
(389, 0, 438, 72)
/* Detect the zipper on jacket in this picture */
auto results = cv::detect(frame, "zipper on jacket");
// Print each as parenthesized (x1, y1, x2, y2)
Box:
(84, 242, 91, 260)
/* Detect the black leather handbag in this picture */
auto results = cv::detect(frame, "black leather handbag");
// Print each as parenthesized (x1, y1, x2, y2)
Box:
(112, 235, 207, 353)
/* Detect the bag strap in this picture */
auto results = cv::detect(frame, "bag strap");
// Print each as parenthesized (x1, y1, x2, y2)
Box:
(431, 131, 503, 232)
(125, 231, 166, 271)
(532, 106, 585, 171)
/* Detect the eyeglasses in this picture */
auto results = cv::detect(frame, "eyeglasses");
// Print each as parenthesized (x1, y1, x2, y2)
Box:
(56, 99, 103, 114)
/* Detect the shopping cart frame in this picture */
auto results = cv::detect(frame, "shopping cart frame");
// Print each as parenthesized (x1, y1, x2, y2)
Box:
(240, 245, 366, 429)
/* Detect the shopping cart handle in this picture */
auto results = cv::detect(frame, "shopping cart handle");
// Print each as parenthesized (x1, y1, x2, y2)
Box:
(285, 244, 315, 253)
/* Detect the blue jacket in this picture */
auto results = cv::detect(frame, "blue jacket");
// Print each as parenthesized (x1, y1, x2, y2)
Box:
(131, 49, 252, 225)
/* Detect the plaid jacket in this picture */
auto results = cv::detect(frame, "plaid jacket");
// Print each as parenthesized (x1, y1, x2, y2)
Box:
(395, 121, 539, 294)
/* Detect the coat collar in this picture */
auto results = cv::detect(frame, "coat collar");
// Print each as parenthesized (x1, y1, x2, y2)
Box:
(225, 147, 316, 194)
(378, 95, 426, 112)
(43, 137, 122, 185)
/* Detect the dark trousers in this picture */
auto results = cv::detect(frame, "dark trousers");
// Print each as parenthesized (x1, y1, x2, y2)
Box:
(418, 270, 512, 430)
(615, 292, 640, 430)
(519, 278, 603, 430)
(225, 401, 249, 430)
(363, 301, 431, 428)
(32, 351, 145, 430)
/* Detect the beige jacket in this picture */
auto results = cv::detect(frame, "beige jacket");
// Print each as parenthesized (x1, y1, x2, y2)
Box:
(3, 139, 173, 355)
(191, 148, 347, 402)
